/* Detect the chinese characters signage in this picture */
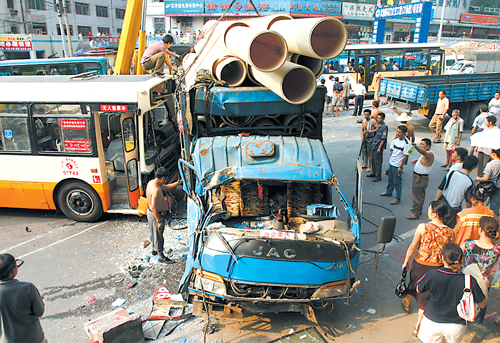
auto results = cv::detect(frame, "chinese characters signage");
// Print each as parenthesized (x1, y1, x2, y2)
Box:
(374, 2, 425, 19)
(461, 13, 498, 25)
(60, 119, 87, 130)
(0, 36, 32, 51)
(165, 0, 204, 15)
(204, 0, 288, 16)
(100, 104, 129, 112)
(342, 2, 376, 18)
(372, 1, 431, 44)
(290, 1, 342, 17)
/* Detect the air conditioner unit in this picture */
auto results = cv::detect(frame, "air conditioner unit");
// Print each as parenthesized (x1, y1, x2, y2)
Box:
(10, 9, 18, 16)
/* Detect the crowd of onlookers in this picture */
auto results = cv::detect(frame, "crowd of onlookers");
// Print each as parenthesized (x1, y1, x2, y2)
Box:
(320, 75, 500, 341)
(356, 90, 500, 342)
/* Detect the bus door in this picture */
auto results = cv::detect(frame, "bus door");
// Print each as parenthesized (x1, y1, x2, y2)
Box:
(357, 53, 378, 91)
(121, 112, 140, 208)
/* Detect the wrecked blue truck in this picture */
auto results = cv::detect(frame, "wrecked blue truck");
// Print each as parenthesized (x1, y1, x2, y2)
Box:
(176, 86, 395, 320)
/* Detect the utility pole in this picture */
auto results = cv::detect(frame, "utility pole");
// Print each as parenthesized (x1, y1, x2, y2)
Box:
(19, 0, 28, 34)
(437, 0, 447, 43)
(56, 0, 68, 57)
(62, 0, 73, 56)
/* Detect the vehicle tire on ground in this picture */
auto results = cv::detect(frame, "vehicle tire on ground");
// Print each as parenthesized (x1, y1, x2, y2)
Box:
(466, 102, 486, 128)
(57, 181, 103, 222)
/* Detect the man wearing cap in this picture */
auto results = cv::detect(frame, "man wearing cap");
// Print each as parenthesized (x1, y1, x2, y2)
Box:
(396, 112, 415, 144)
(140, 35, 179, 77)
(0, 254, 47, 343)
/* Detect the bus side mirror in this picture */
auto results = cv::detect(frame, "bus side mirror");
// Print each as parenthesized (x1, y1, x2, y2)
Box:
(376, 216, 396, 244)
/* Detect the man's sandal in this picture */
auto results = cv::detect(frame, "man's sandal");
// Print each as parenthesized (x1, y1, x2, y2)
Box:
(407, 214, 419, 220)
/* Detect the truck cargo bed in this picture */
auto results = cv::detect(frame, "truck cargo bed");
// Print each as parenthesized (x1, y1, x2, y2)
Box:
(379, 73, 500, 107)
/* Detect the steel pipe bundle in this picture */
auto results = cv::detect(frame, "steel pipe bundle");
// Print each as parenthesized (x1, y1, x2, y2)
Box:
(182, 15, 347, 104)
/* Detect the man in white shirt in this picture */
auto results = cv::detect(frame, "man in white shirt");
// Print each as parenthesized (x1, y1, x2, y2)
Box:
(428, 90, 449, 143)
(352, 79, 366, 117)
(435, 155, 478, 227)
(488, 91, 500, 127)
(475, 115, 499, 177)
(380, 125, 410, 205)
(408, 138, 434, 220)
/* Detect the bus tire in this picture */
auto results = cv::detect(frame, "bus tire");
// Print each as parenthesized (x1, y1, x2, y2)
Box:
(57, 181, 103, 222)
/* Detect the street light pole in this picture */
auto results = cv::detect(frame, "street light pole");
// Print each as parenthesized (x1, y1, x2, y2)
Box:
(437, 0, 447, 43)
(62, 0, 73, 56)
(56, 0, 68, 57)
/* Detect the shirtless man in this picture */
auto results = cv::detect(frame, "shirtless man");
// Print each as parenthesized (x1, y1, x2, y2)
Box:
(371, 100, 382, 119)
(408, 138, 434, 220)
(146, 167, 180, 263)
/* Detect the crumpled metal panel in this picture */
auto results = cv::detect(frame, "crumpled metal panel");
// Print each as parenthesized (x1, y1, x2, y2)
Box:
(193, 136, 334, 189)
(193, 86, 325, 116)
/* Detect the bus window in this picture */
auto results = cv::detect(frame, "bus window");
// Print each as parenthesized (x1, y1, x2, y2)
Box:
(0, 104, 30, 152)
(405, 51, 428, 70)
(0, 67, 12, 76)
(33, 104, 93, 154)
(122, 117, 136, 152)
(82, 62, 105, 75)
(431, 54, 443, 75)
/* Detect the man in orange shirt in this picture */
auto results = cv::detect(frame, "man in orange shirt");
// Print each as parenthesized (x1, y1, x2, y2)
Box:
(454, 185, 495, 249)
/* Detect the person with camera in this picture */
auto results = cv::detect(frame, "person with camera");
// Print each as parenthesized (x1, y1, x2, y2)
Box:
(0, 254, 47, 343)
(417, 243, 487, 343)
(401, 199, 455, 337)
(475, 148, 500, 217)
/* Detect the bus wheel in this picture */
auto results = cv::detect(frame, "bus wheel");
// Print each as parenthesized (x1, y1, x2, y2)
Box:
(57, 182, 103, 222)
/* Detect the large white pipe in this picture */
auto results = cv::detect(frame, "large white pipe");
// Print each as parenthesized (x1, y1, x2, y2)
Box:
(242, 14, 293, 30)
(183, 38, 247, 88)
(249, 61, 316, 105)
(290, 54, 323, 78)
(225, 25, 287, 72)
(269, 17, 347, 60)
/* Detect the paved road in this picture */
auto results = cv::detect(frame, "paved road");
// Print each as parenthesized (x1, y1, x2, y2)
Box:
(0, 104, 486, 342)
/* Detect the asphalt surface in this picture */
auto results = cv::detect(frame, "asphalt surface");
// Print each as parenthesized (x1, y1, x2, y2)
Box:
(1, 103, 499, 342)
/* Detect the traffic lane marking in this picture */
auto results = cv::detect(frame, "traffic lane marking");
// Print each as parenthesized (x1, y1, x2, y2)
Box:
(16, 222, 107, 259)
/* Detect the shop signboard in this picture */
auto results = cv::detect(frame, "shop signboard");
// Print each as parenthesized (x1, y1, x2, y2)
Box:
(431, 0, 469, 21)
(290, 0, 342, 17)
(342, 2, 376, 18)
(204, 0, 288, 16)
(165, 0, 204, 15)
(373, 1, 432, 44)
(460, 13, 498, 25)
(0, 36, 32, 51)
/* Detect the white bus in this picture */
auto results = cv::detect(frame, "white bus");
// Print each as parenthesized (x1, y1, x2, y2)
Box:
(0, 75, 180, 221)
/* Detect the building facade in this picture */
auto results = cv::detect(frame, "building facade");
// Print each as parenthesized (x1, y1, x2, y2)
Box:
(143, 0, 500, 44)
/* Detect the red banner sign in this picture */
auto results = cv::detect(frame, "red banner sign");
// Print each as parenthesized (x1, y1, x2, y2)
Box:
(0, 36, 32, 51)
(100, 104, 129, 112)
(65, 140, 90, 152)
(60, 119, 87, 130)
(461, 13, 498, 25)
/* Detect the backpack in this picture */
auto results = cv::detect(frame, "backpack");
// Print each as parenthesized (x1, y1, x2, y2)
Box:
(457, 274, 480, 323)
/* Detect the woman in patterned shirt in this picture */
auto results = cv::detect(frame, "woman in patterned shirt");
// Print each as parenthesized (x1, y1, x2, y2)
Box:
(401, 199, 455, 337)
(463, 216, 500, 324)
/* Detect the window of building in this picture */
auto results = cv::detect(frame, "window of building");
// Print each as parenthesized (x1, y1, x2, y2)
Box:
(485, 7, 500, 13)
(153, 17, 165, 34)
(7, 0, 14, 9)
(75, 2, 90, 15)
(28, 0, 45, 10)
(53, 0, 71, 13)
(115, 8, 125, 19)
(470, 6, 480, 11)
(77, 25, 91, 36)
(56, 24, 74, 35)
(96, 5, 108, 17)
(98, 27, 110, 35)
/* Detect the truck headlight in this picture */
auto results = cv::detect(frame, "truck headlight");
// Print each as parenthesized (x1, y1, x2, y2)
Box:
(312, 281, 348, 299)
(193, 269, 226, 296)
